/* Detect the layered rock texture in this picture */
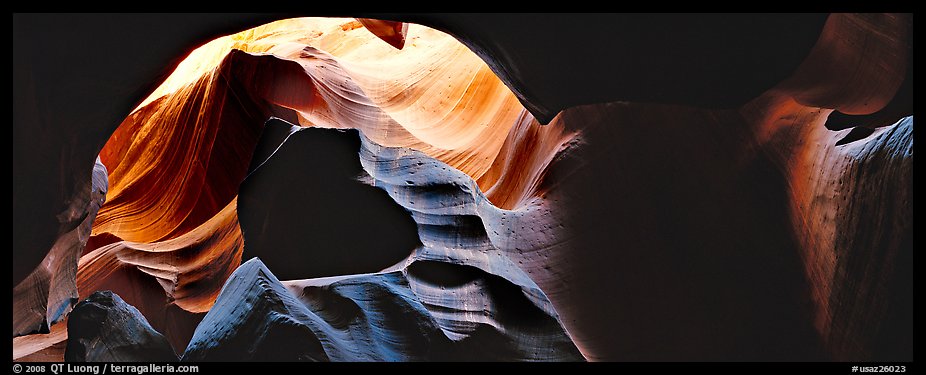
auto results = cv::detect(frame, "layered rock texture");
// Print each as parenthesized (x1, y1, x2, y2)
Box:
(13, 14, 911, 362)
(12, 159, 107, 337)
(183, 257, 581, 361)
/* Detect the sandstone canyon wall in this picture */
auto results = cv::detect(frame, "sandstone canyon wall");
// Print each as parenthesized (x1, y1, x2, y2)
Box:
(13, 14, 912, 362)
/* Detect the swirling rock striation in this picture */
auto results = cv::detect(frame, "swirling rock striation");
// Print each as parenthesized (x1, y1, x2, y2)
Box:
(12, 14, 913, 362)
(12, 158, 107, 337)
(184, 256, 582, 361)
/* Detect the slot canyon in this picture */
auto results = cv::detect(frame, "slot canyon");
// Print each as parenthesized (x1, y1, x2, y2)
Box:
(13, 14, 912, 362)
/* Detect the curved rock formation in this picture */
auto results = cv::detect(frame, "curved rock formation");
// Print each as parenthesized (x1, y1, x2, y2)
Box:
(790, 118, 912, 361)
(13, 14, 912, 362)
(65, 291, 177, 362)
(14, 17, 533, 359)
(184, 257, 581, 361)
(181, 259, 331, 361)
(12, 158, 107, 337)
(12, 13, 289, 290)
(12, 13, 905, 288)
(80, 16, 529, 306)
(356, 19, 408, 49)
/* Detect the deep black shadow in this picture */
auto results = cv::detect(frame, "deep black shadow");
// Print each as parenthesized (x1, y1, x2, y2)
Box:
(540, 105, 826, 360)
(390, 13, 828, 123)
(237, 121, 420, 280)
(835, 127, 877, 146)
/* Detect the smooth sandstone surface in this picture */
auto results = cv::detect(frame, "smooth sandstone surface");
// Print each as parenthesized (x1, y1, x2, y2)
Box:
(13, 15, 911, 361)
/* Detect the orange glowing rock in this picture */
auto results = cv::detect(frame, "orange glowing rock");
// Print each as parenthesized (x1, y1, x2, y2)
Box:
(15, 17, 532, 358)
(12, 14, 912, 362)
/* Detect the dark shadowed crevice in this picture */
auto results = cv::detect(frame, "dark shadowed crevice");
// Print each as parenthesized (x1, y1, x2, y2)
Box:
(835, 127, 877, 146)
(406, 260, 482, 288)
(407, 260, 551, 326)
(237, 120, 421, 280)
(81, 233, 123, 257)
